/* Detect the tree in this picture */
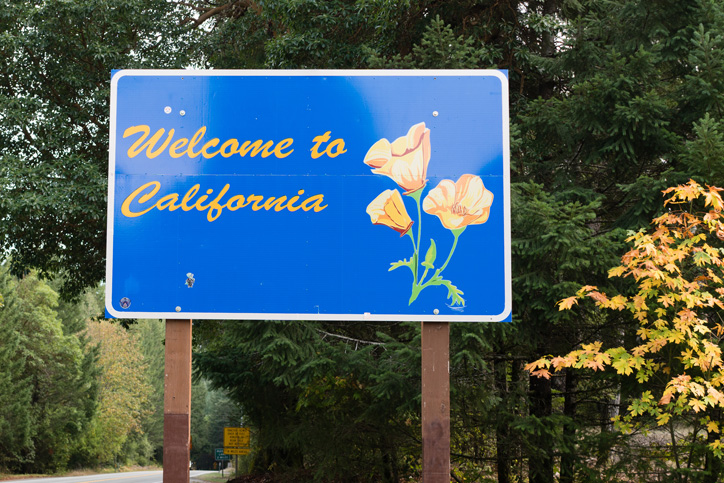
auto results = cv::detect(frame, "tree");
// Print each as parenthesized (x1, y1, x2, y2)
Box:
(5, 0, 724, 480)
(131, 319, 167, 462)
(0, 269, 34, 473)
(507, 1, 724, 479)
(0, 266, 98, 473)
(193, 319, 421, 481)
(84, 320, 151, 465)
(527, 180, 724, 482)
(189, 379, 240, 471)
(0, 0, 196, 298)
(191, 2, 724, 480)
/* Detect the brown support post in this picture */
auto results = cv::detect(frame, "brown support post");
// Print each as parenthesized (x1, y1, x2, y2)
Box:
(421, 321, 450, 483)
(164, 319, 192, 483)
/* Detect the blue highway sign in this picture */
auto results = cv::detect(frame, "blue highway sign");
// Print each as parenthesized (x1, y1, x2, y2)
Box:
(106, 70, 511, 322)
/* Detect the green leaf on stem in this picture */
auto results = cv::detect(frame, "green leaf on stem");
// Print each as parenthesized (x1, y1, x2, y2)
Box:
(441, 280, 465, 306)
(389, 258, 415, 273)
(422, 239, 437, 269)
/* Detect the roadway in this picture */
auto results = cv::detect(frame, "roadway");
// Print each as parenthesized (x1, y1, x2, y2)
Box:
(1, 470, 216, 483)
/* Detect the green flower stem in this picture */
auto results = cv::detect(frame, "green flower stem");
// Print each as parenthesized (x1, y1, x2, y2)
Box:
(409, 280, 422, 305)
(406, 229, 417, 288)
(406, 229, 416, 252)
(419, 264, 431, 287)
(409, 227, 466, 305)
(406, 188, 424, 284)
(437, 227, 465, 275)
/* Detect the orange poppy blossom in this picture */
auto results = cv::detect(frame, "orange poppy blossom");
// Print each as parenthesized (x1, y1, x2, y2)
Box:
(422, 174, 494, 230)
(366, 189, 414, 236)
(363, 122, 431, 195)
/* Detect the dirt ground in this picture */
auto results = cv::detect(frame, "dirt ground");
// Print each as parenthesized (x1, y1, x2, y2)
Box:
(225, 476, 276, 483)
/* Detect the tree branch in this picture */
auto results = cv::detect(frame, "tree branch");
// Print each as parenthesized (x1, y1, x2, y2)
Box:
(183, 0, 262, 28)
(316, 329, 386, 347)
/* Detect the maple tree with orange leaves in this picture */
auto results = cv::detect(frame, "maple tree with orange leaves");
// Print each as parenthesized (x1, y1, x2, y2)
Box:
(526, 180, 724, 455)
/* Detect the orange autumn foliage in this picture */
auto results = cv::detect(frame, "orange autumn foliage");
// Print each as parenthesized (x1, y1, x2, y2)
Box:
(526, 180, 724, 453)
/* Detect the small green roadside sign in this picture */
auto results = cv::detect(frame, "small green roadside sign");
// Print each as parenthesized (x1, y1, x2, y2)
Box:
(215, 448, 231, 461)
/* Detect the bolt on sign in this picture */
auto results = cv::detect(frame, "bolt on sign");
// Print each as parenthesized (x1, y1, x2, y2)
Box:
(106, 70, 511, 322)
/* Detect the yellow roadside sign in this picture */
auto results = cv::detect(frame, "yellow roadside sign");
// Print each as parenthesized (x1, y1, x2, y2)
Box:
(224, 427, 251, 448)
(223, 447, 251, 455)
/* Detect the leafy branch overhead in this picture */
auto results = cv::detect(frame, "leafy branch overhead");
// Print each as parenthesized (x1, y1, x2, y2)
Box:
(526, 180, 724, 453)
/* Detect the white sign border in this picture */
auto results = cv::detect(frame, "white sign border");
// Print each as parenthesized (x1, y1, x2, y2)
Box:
(106, 69, 512, 322)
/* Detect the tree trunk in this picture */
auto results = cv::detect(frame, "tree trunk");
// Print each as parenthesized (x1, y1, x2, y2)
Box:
(597, 389, 620, 466)
(704, 410, 723, 483)
(528, 374, 553, 483)
(560, 371, 576, 483)
(382, 443, 399, 483)
(537, 0, 560, 99)
(495, 359, 511, 483)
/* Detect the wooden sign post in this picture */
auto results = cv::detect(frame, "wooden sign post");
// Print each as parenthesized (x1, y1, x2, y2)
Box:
(108, 71, 510, 483)
(163, 319, 193, 483)
(421, 321, 450, 482)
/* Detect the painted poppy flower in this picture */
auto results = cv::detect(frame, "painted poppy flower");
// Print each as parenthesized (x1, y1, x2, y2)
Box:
(363, 122, 431, 194)
(423, 174, 494, 230)
(366, 189, 414, 236)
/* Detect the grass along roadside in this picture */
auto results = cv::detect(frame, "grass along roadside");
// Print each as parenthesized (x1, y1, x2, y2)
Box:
(0, 465, 163, 481)
(193, 469, 237, 482)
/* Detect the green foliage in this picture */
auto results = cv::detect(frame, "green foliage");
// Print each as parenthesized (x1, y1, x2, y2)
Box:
(82, 320, 151, 464)
(194, 320, 421, 481)
(189, 380, 240, 470)
(0, 0, 196, 298)
(367, 15, 500, 69)
(130, 320, 166, 461)
(189, 1, 724, 480)
(199, 0, 412, 69)
(4, 0, 724, 479)
(529, 181, 724, 480)
(681, 114, 724, 182)
(0, 266, 97, 473)
(130, 320, 234, 468)
(512, 182, 625, 332)
(0, 271, 34, 472)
